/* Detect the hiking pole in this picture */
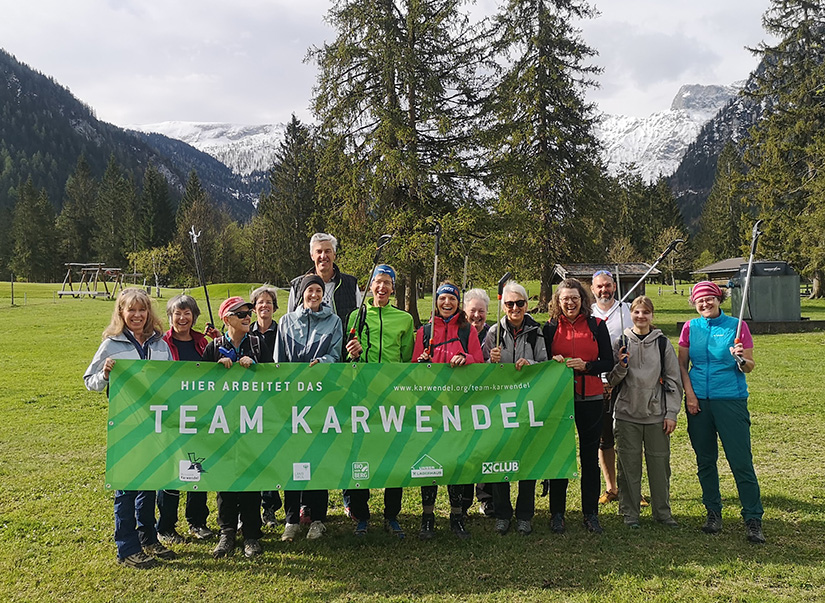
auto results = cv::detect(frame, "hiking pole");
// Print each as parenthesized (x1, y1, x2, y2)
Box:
(426, 222, 442, 357)
(496, 272, 512, 349)
(734, 220, 763, 368)
(615, 258, 626, 349)
(619, 238, 685, 305)
(188, 226, 215, 329)
(348, 234, 393, 342)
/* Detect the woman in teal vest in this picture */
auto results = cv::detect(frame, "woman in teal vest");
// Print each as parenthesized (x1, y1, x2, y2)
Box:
(678, 281, 765, 544)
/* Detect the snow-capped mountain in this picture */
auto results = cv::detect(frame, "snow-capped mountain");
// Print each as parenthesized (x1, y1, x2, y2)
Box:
(127, 121, 284, 177)
(595, 84, 741, 182)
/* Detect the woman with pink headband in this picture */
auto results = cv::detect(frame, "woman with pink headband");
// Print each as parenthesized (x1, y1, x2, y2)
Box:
(678, 281, 765, 544)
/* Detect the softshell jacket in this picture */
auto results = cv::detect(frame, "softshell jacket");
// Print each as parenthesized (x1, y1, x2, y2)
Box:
(680, 310, 750, 400)
(163, 328, 208, 360)
(346, 303, 415, 363)
(250, 320, 277, 362)
(275, 303, 343, 363)
(482, 315, 547, 364)
(607, 328, 683, 424)
(288, 264, 359, 324)
(84, 331, 172, 392)
(412, 315, 484, 364)
(543, 314, 612, 398)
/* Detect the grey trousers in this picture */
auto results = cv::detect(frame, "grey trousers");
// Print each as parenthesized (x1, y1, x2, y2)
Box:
(614, 419, 673, 523)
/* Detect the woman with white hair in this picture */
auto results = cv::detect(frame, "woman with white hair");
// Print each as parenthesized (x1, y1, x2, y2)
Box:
(483, 281, 547, 536)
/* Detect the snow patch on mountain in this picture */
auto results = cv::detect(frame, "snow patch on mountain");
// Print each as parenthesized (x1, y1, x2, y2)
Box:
(595, 84, 741, 182)
(126, 121, 285, 177)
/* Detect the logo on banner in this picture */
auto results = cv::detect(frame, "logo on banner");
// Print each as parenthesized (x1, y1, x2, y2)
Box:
(352, 462, 370, 480)
(180, 452, 206, 482)
(411, 454, 443, 478)
(293, 462, 312, 481)
(482, 461, 520, 475)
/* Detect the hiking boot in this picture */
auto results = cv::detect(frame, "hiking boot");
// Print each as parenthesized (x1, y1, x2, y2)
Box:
(212, 531, 236, 558)
(419, 513, 436, 541)
(516, 519, 533, 536)
(384, 518, 405, 539)
(478, 500, 495, 517)
(598, 490, 618, 504)
(625, 518, 641, 529)
(262, 507, 278, 528)
(157, 530, 185, 545)
(354, 519, 368, 536)
(702, 510, 722, 534)
(143, 542, 177, 560)
(117, 551, 158, 569)
(450, 513, 471, 540)
(494, 518, 510, 535)
(306, 520, 326, 540)
(657, 517, 679, 528)
(281, 523, 301, 542)
(243, 538, 263, 558)
(583, 513, 604, 534)
(745, 518, 766, 544)
(188, 525, 214, 540)
(550, 513, 566, 534)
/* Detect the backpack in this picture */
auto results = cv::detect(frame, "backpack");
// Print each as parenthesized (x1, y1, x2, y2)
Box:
(215, 334, 262, 362)
(422, 322, 473, 354)
(610, 334, 670, 411)
(541, 316, 600, 349)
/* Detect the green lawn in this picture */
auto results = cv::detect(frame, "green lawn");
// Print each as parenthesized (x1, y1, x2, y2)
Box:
(1, 282, 824, 602)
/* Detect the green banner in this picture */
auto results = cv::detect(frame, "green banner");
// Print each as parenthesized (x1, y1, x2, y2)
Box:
(106, 360, 577, 491)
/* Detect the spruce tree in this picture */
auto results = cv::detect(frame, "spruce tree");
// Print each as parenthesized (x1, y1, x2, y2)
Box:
(139, 163, 174, 250)
(696, 142, 746, 262)
(311, 0, 487, 322)
(484, 0, 602, 310)
(93, 155, 132, 267)
(56, 155, 98, 264)
(10, 178, 57, 281)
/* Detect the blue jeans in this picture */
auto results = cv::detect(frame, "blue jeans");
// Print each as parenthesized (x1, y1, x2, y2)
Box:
(114, 490, 158, 559)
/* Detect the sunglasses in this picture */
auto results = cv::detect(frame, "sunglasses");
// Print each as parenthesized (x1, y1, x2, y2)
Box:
(504, 300, 527, 309)
(229, 310, 254, 319)
(593, 270, 613, 278)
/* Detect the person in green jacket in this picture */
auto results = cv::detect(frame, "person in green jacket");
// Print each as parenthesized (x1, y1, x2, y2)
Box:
(343, 264, 415, 538)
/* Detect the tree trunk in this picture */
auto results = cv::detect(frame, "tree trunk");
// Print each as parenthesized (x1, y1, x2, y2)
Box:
(396, 276, 407, 312)
(405, 269, 422, 328)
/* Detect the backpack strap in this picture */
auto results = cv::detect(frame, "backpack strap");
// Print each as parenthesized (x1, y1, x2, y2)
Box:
(423, 322, 471, 354)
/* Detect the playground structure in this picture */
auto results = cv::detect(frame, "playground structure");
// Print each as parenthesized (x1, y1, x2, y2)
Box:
(57, 263, 137, 299)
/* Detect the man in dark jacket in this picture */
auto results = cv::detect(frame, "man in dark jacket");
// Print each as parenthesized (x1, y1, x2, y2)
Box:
(286, 233, 361, 325)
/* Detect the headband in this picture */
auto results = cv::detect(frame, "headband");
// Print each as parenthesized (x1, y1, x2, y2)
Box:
(436, 283, 460, 302)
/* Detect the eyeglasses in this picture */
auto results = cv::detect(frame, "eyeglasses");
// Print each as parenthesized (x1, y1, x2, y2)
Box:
(559, 296, 581, 304)
(504, 300, 527, 309)
(229, 310, 254, 319)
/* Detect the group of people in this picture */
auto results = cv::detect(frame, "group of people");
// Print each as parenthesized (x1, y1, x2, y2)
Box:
(84, 232, 766, 569)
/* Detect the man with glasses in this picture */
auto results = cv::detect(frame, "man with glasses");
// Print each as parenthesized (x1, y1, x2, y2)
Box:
(590, 270, 632, 506)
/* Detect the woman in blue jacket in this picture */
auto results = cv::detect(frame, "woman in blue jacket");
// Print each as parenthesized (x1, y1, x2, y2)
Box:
(678, 281, 765, 544)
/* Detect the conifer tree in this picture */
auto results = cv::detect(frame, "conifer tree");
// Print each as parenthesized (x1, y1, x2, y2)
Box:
(138, 163, 174, 250)
(93, 155, 133, 267)
(696, 142, 746, 262)
(56, 155, 98, 263)
(484, 0, 602, 310)
(10, 178, 57, 281)
(175, 170, 229, 284)
(744, 0, 825, 296)
(311, 0, 487, 322)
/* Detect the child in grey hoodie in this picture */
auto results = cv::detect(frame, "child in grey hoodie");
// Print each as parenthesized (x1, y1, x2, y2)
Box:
(607, 296, 682, 529)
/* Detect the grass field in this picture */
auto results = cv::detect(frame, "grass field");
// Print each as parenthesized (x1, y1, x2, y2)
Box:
(1, 281, 824, 602)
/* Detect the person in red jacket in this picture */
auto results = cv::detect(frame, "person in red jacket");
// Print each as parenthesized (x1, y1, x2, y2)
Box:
(413, 281, 484, 540)
(543, 278, 613, 535)
(157, 294, 219, 544)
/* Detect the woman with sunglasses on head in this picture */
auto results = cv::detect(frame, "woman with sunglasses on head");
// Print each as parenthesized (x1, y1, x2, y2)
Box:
(413, 281, 485, 540)
(202, 296, 272, 559)
(483, 280, 547, 536)
(275, 275, 343, 542)
(679, 281, 765, 544)
(542, 278, 613, 534)
(84, 288, 176, 569)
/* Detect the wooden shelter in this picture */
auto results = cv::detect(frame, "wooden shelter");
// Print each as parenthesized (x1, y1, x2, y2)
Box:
(552, 263, 662, 298)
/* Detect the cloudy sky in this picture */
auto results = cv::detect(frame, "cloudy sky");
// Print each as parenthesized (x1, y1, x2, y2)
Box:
(2, 0, 773, 127)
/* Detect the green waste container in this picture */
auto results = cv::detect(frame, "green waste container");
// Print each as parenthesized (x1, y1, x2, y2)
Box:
(729, 262, 800, 321)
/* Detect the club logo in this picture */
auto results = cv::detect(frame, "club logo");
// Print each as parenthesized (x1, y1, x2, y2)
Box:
(411, 454, 443, 478)
(481, 461, 519, 475)
(352, 462, 370, 480)
(293, 462, 311, 481)
(179, 452, 206, 482)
